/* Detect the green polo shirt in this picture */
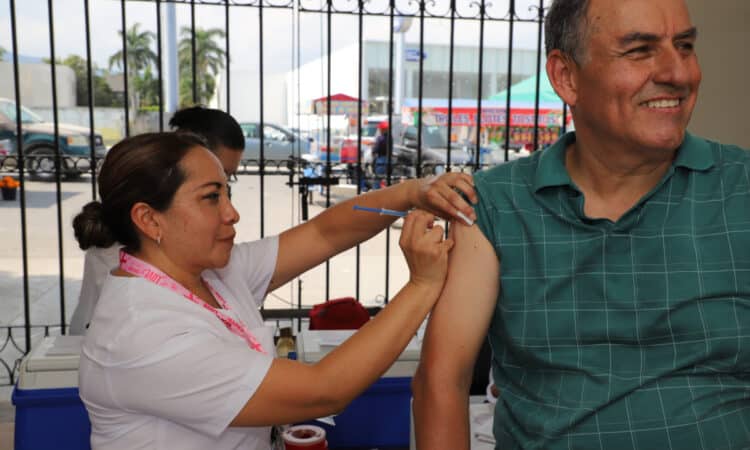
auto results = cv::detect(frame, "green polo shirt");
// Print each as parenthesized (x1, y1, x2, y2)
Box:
(474, 132, 750, 450)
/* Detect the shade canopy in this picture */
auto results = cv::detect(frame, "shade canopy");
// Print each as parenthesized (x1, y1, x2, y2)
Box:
(489, 72, 564, 108)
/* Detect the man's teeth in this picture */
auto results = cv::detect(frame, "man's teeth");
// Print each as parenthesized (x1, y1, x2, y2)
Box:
(646, 99, 680, 108)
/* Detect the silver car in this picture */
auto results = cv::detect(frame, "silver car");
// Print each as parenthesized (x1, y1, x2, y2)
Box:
(239, 122, 313, 163)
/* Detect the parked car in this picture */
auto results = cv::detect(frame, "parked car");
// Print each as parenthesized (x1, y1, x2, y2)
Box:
(239, 122, 314, 164)
(0, 98, 107, 180)
(396, 125, 475, 175)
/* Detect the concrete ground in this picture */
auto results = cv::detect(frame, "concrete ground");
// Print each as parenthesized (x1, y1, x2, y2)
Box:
(0, 174, 413, 443)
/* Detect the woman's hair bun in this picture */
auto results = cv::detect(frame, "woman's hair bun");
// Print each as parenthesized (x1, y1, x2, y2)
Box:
(72, 201, 117, 250)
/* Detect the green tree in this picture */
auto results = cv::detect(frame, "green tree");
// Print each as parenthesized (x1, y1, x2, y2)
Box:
(52, 55, 122, 107)
(134, 65, 160, 108)
(109, 23, 157, 112)
(178, 27, 226, 107)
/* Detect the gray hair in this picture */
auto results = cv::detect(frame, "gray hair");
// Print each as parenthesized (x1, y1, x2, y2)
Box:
(544, 0, 591, 64)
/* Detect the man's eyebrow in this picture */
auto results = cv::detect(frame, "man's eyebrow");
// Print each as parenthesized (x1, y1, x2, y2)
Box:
(617, 27, 697, 47)
(618, 32, 661, 47)
(674, 27, 698, 41)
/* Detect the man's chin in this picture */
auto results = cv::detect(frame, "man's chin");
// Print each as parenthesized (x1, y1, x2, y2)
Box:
(638, 128, 687, 153)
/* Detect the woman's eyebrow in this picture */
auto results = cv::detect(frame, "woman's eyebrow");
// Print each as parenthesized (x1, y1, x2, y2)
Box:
(193, 181, 224, 192)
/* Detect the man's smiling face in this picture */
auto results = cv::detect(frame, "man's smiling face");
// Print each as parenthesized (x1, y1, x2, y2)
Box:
(569, 0, 702, 153)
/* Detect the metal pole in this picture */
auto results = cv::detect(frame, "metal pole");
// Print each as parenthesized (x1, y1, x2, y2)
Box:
(503, 0, 515, 161)
(47, 0, 67, 334)
(474, 0, 486, 170)
(83, 0, 97, 196)
(191, 0, 197, 104)
(156, 0, 164, 131)
(120, 0, 130, 136)
(9, 0, 32, 354)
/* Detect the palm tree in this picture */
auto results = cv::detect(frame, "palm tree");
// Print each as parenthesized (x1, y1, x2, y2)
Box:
(109, 23, 157, 112)
(178, 27, 226, 106)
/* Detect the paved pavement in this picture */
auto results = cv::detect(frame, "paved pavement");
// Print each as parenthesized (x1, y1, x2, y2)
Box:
(0, 174, 412, 401)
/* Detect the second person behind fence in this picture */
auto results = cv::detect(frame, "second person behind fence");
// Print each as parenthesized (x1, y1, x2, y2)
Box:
(69, 106, 247, 335)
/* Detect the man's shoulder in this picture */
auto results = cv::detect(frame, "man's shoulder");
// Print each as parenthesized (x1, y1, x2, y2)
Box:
(691, 134, 749, 163)
(474, 151, 542, 188)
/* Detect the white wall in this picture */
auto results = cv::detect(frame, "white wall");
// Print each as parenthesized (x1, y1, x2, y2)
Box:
(284, 44, 362, 127)
(214, 69, 288, 126)
(0, 61, 75, 108)
(686, 0, 750, 148)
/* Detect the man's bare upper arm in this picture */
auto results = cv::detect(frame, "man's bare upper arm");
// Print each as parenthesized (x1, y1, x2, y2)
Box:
(420, 222, 500, 384)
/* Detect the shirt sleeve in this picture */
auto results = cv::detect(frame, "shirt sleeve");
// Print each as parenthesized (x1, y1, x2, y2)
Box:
(70, 246, 121, 335)
(473, 170, 498, 250)
(216, 236, 279, 308)
(105, 311, 274, 438)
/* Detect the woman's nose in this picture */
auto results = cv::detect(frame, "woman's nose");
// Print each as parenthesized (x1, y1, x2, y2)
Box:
(223, 199, 240, 224)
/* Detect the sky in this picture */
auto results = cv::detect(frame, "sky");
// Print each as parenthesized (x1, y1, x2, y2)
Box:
(0, 0, 551, 75)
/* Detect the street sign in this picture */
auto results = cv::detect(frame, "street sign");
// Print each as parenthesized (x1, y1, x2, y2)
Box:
(405, 48, 427, 62)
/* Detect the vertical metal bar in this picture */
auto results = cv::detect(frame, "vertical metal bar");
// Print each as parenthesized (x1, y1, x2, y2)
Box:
(225, 0, 231, 113)
(503, 0, 515, 161)
(324, 0, 332, 300)
(9, 0, 32, 353)
(532, 0, 544, 151)
(386, 1, 394, 189)
(446, 0, 455, 172)
(83, 0, 96, 198)
(259, 0, 265, 238)
(120, 0, 130, 137)
(297, 279, 303, 332)
(416, 0, 424, 178)
(561, 102, 568, 134)
(295, 2, 302, 316)
(355, 0, 364, 301)
(474, 0, 485, 170)
(191, 0, 197, 105)
(384, 0, 396, 303)
(46, 0, 67, 334)
(156, 0, 164, 131)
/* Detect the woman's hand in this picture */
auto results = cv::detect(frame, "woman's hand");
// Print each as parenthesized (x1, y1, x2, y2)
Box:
(409, 172, 478, 225)
(399, 210, 454, 292)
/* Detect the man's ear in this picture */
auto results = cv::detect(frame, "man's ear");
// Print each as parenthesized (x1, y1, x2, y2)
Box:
(130, 202, 161, 243)
(546, 50, 579, 107)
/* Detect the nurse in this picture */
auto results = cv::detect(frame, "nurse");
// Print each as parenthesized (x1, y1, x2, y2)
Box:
(72, 131, 471, 450)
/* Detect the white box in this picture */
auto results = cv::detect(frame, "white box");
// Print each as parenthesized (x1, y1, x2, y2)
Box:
(16, 335, 82, 389)
(296, 329, 420, 377)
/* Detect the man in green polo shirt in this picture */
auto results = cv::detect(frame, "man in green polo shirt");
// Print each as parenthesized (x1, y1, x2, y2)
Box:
(412, 0, 750, 448)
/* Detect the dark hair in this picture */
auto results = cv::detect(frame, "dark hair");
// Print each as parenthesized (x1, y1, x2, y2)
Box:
(169, 106, 245, 152)
(544, 0, 591, 64)
(73, 132, 206, 251)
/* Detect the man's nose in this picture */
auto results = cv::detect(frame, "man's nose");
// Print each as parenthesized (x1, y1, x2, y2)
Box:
(653, 46, 695, 87)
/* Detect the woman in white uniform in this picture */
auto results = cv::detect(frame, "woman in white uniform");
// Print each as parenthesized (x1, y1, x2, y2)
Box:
(72, 132, 476, 450)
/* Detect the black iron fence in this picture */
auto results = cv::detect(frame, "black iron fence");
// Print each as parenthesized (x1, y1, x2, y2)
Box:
(0, 0, 560, 386)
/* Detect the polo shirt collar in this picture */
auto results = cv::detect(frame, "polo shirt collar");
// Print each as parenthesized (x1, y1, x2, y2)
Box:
(533, 131, 715, 193)
(533, 131, 576, 193)
(673, 132, 715, 171)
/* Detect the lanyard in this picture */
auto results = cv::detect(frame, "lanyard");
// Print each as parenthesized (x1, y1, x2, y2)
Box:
(119, 250, 266, 354)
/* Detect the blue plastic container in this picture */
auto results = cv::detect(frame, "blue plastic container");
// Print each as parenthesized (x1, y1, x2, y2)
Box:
(12, 386, 91, 450)
(305, 376, 412, 449)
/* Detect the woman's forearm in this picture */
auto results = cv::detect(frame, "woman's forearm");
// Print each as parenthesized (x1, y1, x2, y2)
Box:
(311, 280, 441, 410)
